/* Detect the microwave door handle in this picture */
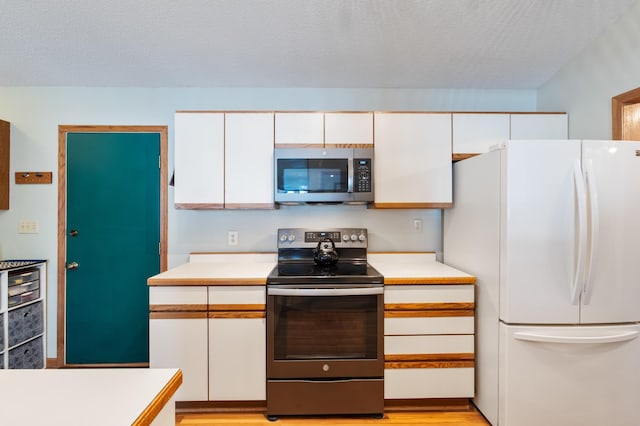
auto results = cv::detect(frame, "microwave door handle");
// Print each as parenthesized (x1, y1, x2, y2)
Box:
(347, 158, 354, 193)
(268, 287, 384, 297)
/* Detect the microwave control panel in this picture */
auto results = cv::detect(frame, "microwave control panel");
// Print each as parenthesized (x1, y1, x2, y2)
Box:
(354, 158, 372, 193)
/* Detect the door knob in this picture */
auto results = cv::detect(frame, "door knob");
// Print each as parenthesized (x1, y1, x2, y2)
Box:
(69, 229, 79, 237)
(66, 261, 79, 270)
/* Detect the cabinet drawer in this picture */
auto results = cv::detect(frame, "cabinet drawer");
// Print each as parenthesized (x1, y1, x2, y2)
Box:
(8, 336, 44, 369)
(8, 268, 39, 286)
(385, 367, 474, 399)
(8, 280, 40, 298)
(385, 335, 474, 355)
(385, 316, 474, 336)
(149, 286, 207, 311)
(384, 285, 474, 304)
(208, 286, 265, 307)
(8, 301, 44, 347)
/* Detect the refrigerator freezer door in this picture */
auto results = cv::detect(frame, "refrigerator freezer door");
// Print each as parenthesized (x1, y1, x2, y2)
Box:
(500, 140, 582, 324)
(499, 323, 640, 426)
(580, 141, 640, 323)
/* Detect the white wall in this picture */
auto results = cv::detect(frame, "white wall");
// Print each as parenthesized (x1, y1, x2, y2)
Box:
(0, 86, 536, 357)
(537, 0, 640, 139)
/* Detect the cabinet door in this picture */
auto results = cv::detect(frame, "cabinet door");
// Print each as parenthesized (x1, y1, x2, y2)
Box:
(174, 112, 224, 208)
(275, 112, 324, 146)
(209, 317, 266, 400)
(510, 113, 568, 139)
(324, 112, 373, 146)
(149, 316, 208, 401)
(374, 113, 452, 207)
(225, 113, 274, 208)
(452, 113, 509, 155)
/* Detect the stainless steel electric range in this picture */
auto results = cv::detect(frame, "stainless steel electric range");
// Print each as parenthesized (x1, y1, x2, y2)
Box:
(265, 228, 384, 421)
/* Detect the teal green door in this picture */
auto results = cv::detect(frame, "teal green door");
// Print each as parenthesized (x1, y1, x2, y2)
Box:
(66, 132, 160, 364)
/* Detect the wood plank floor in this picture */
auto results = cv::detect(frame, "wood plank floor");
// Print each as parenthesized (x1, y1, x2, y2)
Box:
(176, 409, 490, 425)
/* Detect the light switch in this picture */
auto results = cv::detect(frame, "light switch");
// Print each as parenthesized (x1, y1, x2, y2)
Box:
(19, 220, 39, 234)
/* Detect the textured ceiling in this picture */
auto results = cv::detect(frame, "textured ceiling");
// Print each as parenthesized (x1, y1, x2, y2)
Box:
(0, 0, 637, 89)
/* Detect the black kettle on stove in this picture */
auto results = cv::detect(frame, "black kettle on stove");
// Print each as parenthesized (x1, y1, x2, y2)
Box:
(313, 238, 339, 266)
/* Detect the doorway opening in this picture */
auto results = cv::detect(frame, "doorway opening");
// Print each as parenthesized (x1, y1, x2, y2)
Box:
(612, 86, 640, 140)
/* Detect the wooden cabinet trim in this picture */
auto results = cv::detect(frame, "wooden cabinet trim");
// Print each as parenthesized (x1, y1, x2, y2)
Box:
(385, 353, 474, 362)
(208, 311, 266, 319)
(385, 302, 475, 311)
(372, 202, 453, 209)
(208, 304, 265, 311)
(385, 360, 474, 369)
(150, 304, 208, 312)
(174, 203, 224, 210)
(0, 119, 9, 210)
(385, 309, 474, 318)
(150, 312, 208, 319)
(384, 277, 476, 285)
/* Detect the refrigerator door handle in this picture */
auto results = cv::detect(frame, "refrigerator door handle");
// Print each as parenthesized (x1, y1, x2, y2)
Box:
(513, 330, 640, 345)
(572, 160, 587, 305)
(582, 159, 599, 305)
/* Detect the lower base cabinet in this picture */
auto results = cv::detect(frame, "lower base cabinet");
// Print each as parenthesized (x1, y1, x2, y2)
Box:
(383, 284, 475, 399)
(149, 285, 266, 402)
(209, 317, 266, 400)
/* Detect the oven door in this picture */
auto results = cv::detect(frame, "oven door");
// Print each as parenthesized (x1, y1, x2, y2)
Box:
(267, 286, 384, 379)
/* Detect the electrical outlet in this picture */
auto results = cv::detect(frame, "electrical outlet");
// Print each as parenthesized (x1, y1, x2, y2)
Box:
(413, 219, 423, 233)
(228, 231, 238, 246)
(19, 220, 40, 234)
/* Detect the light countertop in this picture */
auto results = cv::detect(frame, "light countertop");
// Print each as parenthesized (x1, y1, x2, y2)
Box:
(0, 368, 182, 426)
(147, 252, 474, 286)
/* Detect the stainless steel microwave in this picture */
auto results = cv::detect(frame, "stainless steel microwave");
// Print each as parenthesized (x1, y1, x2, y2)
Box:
(274, 148, 374, 205)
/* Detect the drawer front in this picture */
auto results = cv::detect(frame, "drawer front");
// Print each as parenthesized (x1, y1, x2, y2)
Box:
(8, 288, 40, 308)
(8, 301, 44, 347)
(8, 336, 44, 369)
(384, 285, 474, 304)
(385, 335, 474, 355)
(8, 268, 40, 286)
(149, 286, 207, 305)
(209, 286, 266, 305)
(384, 367, 474, 399)
(385, 316, 474, 336)
(8, 280, 40, 297)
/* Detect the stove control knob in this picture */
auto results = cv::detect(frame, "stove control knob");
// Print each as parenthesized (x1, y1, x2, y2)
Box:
(342, 234, 350, 241)
(323, 364, 330, 372)
(350, 234, 358, 241)
(288, 234, 296, 242)
(359, 234, 366, 241)
(279, 234, 288, 242)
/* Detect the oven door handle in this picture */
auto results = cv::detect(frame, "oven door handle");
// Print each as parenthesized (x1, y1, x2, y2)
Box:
(267, 287, 384, 297)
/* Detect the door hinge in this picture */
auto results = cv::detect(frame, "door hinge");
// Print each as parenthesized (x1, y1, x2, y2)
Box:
(158, 242, 161, 255)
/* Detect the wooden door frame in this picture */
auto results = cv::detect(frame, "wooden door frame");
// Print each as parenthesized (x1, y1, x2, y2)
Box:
(56, 125, 168, 367)
(612, 86, 640, 140)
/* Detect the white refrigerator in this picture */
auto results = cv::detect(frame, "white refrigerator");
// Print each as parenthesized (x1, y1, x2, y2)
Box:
(443, 140, 640, 426)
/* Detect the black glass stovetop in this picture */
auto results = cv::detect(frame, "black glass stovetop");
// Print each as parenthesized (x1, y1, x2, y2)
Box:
(267, 261, 383, 285)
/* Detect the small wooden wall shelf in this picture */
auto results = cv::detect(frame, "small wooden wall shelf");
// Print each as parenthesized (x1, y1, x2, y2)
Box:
(15, 172, 53, 184)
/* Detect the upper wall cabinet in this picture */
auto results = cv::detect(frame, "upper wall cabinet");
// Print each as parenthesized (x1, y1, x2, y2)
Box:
(510, 113, 568, 140)
(452, 113, 569, 158)
(452, 113, 510, 157)
(324, 112, 373, 146)
(174, 112, 275, 210)
(225, 113, 274, 209)
(275, 112, 373, 147)
(174, 112, 225, 208)
(374, 113, 452, 208)
(0, 120, 9, 210)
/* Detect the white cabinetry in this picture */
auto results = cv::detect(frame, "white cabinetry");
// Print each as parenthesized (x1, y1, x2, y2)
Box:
(452, 113, 510, 156)
(510, 113, 568, 139)
(174, 112, 275, 209)
(149, 284, 266, 402)
(324, 112, 373, 146)
(208, 286, 266, 401)
(275, 112, 373, 147)
(225, 113, 274, 208)
(275, 112, 324, 146)
(0, 261, 47, 369)
(174, 112, 224, 208)
(149, 286, 208, 401)
(374, 113, 452, 208)
(384, 284, 475, 399)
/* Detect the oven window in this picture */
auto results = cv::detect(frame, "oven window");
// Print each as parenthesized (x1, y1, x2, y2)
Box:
(271, 294, 378, 360)
(277, 159, 348, 193)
